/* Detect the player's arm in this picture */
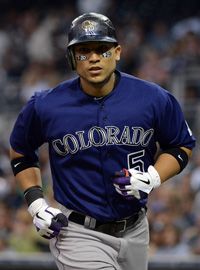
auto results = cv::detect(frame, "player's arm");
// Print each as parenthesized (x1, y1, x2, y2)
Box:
(113, 91, 196, 199)
(10, 147, 68, 239)
(10, 94, 68, 238)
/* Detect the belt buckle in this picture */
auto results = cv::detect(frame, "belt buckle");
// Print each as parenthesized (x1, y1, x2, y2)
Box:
(116, 219, 127, 233)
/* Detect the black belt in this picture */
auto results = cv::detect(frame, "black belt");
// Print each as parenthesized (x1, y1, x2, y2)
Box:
(68, 211, 142, 236)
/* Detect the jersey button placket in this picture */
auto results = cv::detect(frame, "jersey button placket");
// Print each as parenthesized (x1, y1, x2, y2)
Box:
(100, 103, 108, 124)
(99, 104, 110, 158)
(97, 102, 112, 208)
(103, 116, 108, 122)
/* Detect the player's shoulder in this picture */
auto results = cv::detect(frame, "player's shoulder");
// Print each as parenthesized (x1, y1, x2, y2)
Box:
(25, 76, 79, 114)
(120, 71, 163, 91)
(34, 76, 79, 100)
(119, 71, 171, 98)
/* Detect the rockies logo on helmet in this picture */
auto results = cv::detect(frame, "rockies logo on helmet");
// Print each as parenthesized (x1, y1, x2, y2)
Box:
(81, 20, 97, 36)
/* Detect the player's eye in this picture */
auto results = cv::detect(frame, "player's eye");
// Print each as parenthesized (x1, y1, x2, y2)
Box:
(75, 45, 113, 55)
(95, 45, 112, 54)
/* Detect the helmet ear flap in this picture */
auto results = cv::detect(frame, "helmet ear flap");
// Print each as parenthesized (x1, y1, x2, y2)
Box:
(66, 47, 76, 70)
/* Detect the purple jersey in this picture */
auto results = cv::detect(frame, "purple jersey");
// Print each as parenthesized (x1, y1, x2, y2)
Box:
(10, 71, 196, 221)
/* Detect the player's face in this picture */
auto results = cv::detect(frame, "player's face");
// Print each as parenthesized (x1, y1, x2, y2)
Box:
(73, 42, 121, 93)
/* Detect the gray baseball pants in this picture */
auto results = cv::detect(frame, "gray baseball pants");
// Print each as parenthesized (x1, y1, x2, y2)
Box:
(49, 207, 149, 270)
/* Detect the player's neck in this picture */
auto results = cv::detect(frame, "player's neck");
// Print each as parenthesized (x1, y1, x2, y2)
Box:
(80, 72, 116, 98)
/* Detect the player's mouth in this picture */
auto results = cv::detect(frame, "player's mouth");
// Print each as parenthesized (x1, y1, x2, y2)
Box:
(88, 66, 102, 75)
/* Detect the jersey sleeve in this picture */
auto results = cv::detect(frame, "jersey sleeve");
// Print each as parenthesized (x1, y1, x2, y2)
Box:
(155, 90, 196, 150)
(10, 94, 45, 160)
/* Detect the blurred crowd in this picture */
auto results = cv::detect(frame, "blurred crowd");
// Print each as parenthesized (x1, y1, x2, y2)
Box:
(0, 0, 200, 257)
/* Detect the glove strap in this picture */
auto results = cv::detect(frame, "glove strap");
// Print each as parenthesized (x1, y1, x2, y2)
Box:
(148, 166, 161, 188)
(28, 198, 48, 217)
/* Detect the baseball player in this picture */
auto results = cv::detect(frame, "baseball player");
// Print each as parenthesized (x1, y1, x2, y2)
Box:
(10, 12, 195, 270)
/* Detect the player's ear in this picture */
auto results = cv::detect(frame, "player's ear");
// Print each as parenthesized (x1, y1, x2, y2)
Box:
(115, 45, 121, 61)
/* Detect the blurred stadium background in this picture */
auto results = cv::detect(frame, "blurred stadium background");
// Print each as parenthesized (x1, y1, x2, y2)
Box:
(0, 0, 200, 269)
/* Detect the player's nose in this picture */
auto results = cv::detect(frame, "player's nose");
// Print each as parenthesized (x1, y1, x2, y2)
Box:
(88, 51, 101, 62)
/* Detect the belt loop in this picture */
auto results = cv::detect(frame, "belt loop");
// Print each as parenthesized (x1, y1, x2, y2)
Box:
(59, 204, 72, 218)
(84, 216, 96, 229)
(116, 219, 127, 233)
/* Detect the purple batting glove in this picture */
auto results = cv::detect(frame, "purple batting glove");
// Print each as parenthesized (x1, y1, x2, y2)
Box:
(113, 169, 136, 200)
(30, 199, 69, 240)
(48, 213, 68, 238)
(35, 212, 68, 239)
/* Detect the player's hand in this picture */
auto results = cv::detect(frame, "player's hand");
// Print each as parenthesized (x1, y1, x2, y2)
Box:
(28, 198, 68, 239)
(113, 166, 161, 199)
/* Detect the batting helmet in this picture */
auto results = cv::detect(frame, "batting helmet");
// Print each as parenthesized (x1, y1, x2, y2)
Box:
(66, 12, 118, 69)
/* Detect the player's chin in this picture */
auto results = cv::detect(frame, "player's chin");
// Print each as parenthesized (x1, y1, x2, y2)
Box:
(87, 75, 105, 84)
(88, 70, 103, 78)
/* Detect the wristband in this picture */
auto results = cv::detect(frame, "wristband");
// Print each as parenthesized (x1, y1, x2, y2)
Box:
(24, 185, 43, 206)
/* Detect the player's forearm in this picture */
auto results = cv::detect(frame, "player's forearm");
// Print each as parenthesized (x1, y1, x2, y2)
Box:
(10, 147, 42, 191)
(14, 167, 42, 191)
(154, 147, 192, 183)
